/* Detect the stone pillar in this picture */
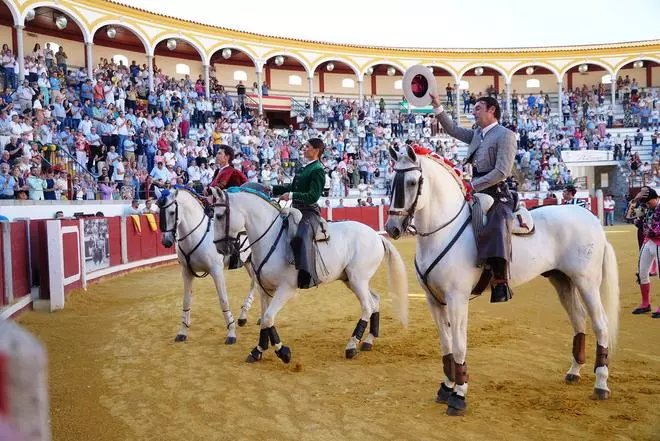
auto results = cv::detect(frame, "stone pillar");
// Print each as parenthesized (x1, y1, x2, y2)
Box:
(308, 76, 314, 117)
(203, 64, 210, 99)
(454, 82, 461, 122)
(505, 82, 511, 119)
(557, 81, 563, 122)
(610, 74, 616, 107)
(147, 55, 154, 92)
(14, 25, 24, 82)
(85, 42, 93, 80)
(358, 79, 363, 106)
(256, 69, 263, 115)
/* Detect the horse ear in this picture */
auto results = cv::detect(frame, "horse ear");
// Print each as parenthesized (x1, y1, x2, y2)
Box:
(154, 186, 162, 199)
(389, 146, 399, 162)
(406, 145, 418, 163)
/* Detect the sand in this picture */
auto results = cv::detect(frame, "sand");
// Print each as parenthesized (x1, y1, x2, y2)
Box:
(18, 225, 660, 441)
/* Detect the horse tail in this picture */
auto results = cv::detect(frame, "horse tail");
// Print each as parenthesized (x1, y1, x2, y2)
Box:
(380, 236, 409, 328)
(601, 240, 620, 353)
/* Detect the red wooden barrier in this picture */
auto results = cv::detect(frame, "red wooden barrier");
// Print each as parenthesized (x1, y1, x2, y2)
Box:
(125, 217, 143, 262)
(0, 228, 4, 306)
(10, 222, 29, 300)
(107, 217, 122, 266)
(320, 208, 328, 220)
(361, 207, 380, 231)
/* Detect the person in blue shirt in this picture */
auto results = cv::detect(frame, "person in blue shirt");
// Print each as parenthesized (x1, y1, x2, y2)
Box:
(80, 79, 93, 102)
(0, 163, 15, 199)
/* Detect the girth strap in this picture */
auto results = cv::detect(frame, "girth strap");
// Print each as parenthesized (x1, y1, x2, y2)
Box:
(178, 216, 212, 279)
(251, 216, 290, 297)
(415, 214, 472, 303)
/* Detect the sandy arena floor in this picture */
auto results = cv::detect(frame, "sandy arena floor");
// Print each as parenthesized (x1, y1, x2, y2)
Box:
(17, 225, 660, 441)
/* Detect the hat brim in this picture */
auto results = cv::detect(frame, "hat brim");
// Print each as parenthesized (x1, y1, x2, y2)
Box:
(403, 65, 437, 107)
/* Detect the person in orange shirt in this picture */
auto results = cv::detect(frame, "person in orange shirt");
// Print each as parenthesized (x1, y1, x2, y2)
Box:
(93, 80, 105, 103)
(211, 125, 223, 156)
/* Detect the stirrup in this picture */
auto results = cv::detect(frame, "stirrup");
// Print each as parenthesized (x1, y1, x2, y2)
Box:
(490, 280, 512, 303)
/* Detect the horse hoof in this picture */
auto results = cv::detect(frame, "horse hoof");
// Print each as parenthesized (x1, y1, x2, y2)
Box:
(237, 318, 247, 327)
(225, 336, 236, 345)
(591, 388, 610, 400)
(246, 347, 262, 363)
(275, 346, 292, 364)
(360, 342, 373, 351)
(174, 334, 187, 342)
(436, 383, 454, 404)
(345, 348, 358, 359)
(446, 393, 467, 416)
(256, 318, 261, 326)
(564, 374, 581, 384)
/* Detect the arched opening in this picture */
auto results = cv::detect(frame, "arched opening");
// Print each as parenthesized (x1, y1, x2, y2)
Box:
(460, 66, 506, 97)
(288, 75, 302, 86)
(427, 65, 458, 108)
(311, 60, 358, 98)
(526, 79, 540, 88)
(22, 7, 86, 75)
(342, 78, 355, 88)
(176, 63, 191, 76)
(112, 54, 129, 68)
(209, 47, 258, 98)
(562, 63, 612, 95)
(264, 54, 309, 97)
(154, 37, 204, 80)
(92, 25, 149, 74)
(511, 65, 558, 94)
(615, 59, 660, 89)
(363, 63, 403, 98)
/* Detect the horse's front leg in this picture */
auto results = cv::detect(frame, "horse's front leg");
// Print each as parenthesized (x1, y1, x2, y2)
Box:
(248, 285, 296, 364)
(238, 277, 256, 327)
(246, 287, 272, 363)
(445, 292, 470, 416)
(343, 279, 375, 359)
(425, 292, 455, 404)
(174, 267, 193, 342)
(209, 267, 237, 345)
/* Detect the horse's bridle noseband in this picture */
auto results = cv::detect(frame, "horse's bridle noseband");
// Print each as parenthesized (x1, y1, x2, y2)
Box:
(388, 163, 468, 237)
(388, 165, 424, 233)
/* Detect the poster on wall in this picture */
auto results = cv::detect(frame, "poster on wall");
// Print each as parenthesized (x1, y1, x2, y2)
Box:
(84, 218, 110, 273)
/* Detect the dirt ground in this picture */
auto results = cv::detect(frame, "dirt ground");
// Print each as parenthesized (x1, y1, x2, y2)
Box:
(17, 225, 660, 441)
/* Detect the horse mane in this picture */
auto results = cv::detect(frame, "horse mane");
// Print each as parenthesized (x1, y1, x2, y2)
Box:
(227, 187, 282, 213)
(173, 185, 206, 211)
(416, 151, 468, 199)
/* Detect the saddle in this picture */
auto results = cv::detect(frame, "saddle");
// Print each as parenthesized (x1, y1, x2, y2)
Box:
(472, 193, 535, 236)
(281, 207, 330, 265)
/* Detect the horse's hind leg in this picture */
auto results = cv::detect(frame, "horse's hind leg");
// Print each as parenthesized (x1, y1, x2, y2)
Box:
(209, 267, 237, 345)
(343, 279, 375, 359)
(573, 277, 611, 399)
(445, 292, 470, 416)
(424, 291, 455, 404)
(175, 267, 193, 342)
(359, 289, 380, 352)
(548, 272, 588, 384)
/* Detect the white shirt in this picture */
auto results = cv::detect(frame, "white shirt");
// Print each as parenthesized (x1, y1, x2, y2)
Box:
(481, 121, 498, 138)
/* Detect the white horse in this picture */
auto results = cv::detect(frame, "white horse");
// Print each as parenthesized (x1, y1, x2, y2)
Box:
(210, 186, 408, 363)
(384, 145, 619, 416)
(155, 186, 257, 344)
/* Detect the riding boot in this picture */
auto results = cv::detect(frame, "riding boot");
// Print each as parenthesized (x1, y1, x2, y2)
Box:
(291, 221, 319, 290)
(489, 257, 512, 303)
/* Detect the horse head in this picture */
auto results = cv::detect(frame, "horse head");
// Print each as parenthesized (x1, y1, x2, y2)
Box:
(155, 186, 178, 248)
(385, 145, 424, 239)
(210, 187, 245, 255)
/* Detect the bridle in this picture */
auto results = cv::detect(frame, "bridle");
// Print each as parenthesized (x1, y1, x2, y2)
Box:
(388, 164, 467, 237)
(157, 190, 213, 278)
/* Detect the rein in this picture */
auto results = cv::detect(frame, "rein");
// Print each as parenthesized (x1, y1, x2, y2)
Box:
(212, 189, 290, 296)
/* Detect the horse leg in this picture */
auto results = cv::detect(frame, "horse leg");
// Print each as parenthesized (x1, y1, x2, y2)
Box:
(548, 273, 588, 384)
(574, 278, 611, 400)
(425, 292, 455, 404)
(246, 290, 272, 363)
(445, 292, 470, 416)
(249, 286, 296, 364)
(343, 279, 375, 359)
(174, 267, 193, 342)
(359, 290, 380, 352)
(238, 279, 255, 327)
(209, 268, 237, 345)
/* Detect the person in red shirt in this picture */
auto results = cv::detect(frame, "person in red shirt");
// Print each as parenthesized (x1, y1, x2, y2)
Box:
(209, 145, 247, 190)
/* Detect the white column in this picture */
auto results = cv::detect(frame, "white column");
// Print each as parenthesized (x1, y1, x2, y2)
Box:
(203, 64, 210, 99)
(358, 79, 363, 106)
(308, 76, 314, 117)
(85, 42, 93, 80)
(505, 82, 511, 119)
(256, 69, 263, 115)
(454, 82, 461, 123)
(147, 55, 154, 92)
(610, 74, 616, 108)
(15, 25, 24, 82)
(557, 81, 563, 122)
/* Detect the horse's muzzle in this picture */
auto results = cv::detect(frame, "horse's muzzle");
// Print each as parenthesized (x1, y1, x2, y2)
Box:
(161, 238, 174, 248)
(385, 219, 401, 240)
